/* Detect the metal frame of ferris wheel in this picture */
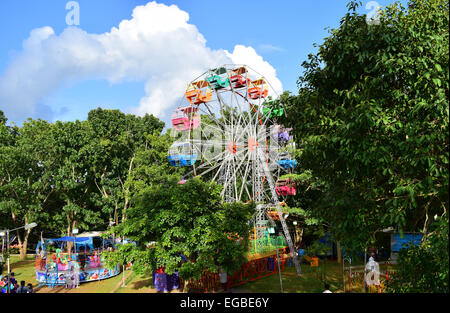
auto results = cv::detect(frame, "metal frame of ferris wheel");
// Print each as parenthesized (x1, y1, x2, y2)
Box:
(175, 64, 302, 275)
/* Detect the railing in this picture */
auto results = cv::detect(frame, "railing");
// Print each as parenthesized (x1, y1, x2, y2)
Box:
(343, 260, 397, 293)
(227, 254, 286, 289)
(178, 254, 287, 293)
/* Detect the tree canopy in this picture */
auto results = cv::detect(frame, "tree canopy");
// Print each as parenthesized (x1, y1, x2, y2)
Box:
(280, 0, 448, 252)
(104, 177, 254, 281)
(0, 108, 167, 259)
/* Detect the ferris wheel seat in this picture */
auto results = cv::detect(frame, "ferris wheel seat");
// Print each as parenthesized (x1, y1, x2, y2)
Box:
(276, 178, 296, 195)
(185, 89, 212, 104)
(263, 107, 284, 117)
(168, 154, 197, 167)
(267, 210, 288, 220)
(185, 89, 199, 103)
(275, 186, 296, 196)
(278, 159, 298, 169)
(248, 87, 269, 99)
(195, 91, 212, 104)
(206, 75, 230, 89)
(171, 116, 200, 131)
(230, 75, 251, 88)
(180, 155, 197, 166)
(278, 131, 291, 143)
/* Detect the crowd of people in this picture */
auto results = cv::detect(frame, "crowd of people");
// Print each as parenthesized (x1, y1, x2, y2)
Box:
(0, 272, 34, 293)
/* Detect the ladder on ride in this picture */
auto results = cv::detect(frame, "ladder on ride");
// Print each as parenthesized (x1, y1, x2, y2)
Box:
(257, 149, 302, 276)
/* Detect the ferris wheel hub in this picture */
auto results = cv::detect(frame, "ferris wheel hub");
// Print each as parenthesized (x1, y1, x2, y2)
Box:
(248, 138, 259, 151)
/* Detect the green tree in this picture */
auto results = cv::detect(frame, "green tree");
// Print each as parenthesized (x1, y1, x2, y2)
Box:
(0, 110, 6, 125)
(0, 119, 54, 259)
(47, 120, 102, 237)
(281, 0, 448, 252)
(104, 177, 254, 285)
(86, 108, 165, 227)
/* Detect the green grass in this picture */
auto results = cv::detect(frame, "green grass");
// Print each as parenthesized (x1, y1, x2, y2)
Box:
(6, 255, 369, 293)
(6, 255, 37, 289)
(231, 260, 362, 293)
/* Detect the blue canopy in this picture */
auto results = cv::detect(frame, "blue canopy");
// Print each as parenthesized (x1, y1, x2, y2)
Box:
(50, 236, 90, 243)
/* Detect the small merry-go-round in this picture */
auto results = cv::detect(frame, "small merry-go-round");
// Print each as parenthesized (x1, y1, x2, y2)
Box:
(35, 235, 120, 288)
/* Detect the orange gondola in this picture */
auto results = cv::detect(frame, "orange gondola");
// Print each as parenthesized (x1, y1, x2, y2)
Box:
(185, 80, 212, 104)
(248, 78, 269, 99)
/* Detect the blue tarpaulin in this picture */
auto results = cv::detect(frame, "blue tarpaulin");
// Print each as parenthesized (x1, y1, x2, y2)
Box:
(391, 233, 422, 252)
(49, 237, 90, 243)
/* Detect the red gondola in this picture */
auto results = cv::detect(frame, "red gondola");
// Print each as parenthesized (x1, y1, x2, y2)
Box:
(230, 66, 251, 89)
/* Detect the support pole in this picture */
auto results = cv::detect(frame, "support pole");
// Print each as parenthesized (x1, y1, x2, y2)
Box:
(7, 230, 10, 293)
(257, 149, 301, 275)
(364, 247, 367, 293)
(275, 234, 283, 293)
(122, 265, 126, 287)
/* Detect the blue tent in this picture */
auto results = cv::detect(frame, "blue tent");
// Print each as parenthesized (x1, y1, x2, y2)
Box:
(51, 237, 90, 243)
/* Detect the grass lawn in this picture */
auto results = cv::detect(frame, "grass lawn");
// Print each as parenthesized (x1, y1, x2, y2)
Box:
(5, 255, 37, 289)
(231, 259, 365, 293)
(5, 255, 370, 293)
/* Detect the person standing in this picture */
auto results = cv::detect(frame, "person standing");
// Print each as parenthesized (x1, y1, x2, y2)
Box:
(0, 253, 4, 276)
(26, 283, 34, 293)
(39, 247, 46, 271)
(16, 281, 30, 293)
(219, 269, 228, 292)
(9, 272, 16, 286)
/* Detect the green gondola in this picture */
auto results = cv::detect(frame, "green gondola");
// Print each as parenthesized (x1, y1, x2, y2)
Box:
(262, 101, 284, 117)
(206, 67, 230, 89)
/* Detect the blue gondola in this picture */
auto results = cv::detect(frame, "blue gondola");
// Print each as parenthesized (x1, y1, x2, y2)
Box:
(278, 159, 298, 169)
(168, 154, 197, 167)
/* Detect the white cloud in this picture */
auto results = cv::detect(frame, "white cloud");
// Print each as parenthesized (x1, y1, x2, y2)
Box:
(0, 1, 283, 122)
(258, 44, 285, 53)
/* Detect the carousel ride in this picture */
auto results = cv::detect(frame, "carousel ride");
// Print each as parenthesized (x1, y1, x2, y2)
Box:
(35, 235, 120, 288)
(168, 64, 301, 275)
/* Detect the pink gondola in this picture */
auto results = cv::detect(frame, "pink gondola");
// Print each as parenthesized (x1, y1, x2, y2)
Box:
(171, 106, 201, 131)
(275, 178, 296, 196)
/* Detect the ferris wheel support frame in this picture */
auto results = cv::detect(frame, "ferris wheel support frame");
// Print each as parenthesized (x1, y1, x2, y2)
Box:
(257, 148, 302, 276)
(171, 64, 300, 275)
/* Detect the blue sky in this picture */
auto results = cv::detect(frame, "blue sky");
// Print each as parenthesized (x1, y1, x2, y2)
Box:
(0, 0, 405, 126)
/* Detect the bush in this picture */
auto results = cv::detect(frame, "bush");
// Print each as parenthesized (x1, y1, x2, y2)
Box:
(386, 214, 449, 293)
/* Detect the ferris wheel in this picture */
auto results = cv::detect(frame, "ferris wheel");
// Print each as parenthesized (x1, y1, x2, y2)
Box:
(168, 64, 302, 275)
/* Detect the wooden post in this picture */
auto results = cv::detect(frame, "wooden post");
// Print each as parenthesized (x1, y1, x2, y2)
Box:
(337, 241, 342, 264)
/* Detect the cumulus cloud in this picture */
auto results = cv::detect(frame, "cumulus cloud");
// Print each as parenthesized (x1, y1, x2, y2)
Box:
(0, 1, 283, 122)
(257, 44, 285, 53)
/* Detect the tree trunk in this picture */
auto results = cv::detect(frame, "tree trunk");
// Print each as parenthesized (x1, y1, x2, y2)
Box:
(18, 218, 31, 260)
(297, 228, 304, 246)
(337, 241, 342, 264)
(19, 233, 29, 260)
(121, 155, 135, 222)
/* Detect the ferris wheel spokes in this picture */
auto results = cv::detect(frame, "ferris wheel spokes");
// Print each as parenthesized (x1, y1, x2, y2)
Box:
(169, 64, 300, 272)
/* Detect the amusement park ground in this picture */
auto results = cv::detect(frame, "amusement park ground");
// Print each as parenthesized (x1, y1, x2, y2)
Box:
(7, 255, 366, 293)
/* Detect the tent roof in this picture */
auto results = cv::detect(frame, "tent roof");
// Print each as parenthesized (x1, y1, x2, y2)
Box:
(49, 236, 90, 243)
(76, 231, 104, 237)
